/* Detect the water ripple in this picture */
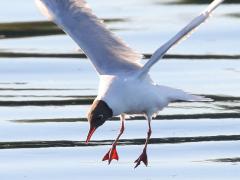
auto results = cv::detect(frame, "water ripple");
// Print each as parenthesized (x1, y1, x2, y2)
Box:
(0, 134, 239, 149)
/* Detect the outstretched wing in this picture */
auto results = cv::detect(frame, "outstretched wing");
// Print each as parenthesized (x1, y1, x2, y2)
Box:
(36, 0, 142, 75)
(137, 0, 224, 78)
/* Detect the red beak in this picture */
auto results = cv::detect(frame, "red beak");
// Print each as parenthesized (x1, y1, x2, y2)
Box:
(85, 126, 96, 144)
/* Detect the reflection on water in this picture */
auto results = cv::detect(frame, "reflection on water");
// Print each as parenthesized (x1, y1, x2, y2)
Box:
(1, 134, 240, 149)
(209, 157, 240, 163)
(1, 0, 240, 55)
(227, 12, 240, 19)
(175, 0, 240, 4)
(0, 18, 128, 39)
(1, 51, 240, 59)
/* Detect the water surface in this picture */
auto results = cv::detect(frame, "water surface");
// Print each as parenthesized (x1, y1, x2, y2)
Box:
(0, 0, 240, 179)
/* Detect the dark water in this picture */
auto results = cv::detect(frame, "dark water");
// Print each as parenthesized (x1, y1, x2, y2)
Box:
(0, 0, 240, 179)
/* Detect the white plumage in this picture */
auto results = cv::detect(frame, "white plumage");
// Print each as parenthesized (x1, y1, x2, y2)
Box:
(97, 75, 205, 117)
(36, 0, 224, 168)
(36, 0, 142, 75)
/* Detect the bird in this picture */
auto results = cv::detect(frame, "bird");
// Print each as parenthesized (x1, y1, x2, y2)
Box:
(36, 0, 224, 168)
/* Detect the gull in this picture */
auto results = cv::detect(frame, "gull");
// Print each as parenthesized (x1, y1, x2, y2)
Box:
(36, 0, 224, 168)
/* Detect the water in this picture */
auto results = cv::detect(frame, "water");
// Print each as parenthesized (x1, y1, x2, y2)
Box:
(0, 0, 240, 179)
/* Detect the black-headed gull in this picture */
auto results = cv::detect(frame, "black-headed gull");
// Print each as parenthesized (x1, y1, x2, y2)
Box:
(36, 0, 224, 168)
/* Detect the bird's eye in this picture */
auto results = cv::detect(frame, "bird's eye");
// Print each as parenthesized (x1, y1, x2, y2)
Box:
(98, 114, 103, 120)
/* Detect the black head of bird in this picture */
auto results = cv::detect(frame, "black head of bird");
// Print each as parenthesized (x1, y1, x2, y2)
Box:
(86, 100, 113, 143)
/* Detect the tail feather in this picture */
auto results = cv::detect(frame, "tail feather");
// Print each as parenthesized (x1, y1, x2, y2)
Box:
(184, 94, 213, 102)
(172, 91, 213, 102)
(157, 85, 212, 102)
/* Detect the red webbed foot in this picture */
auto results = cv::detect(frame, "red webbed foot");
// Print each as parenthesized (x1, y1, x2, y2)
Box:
(134, 149, 148, 168)
(102, 145, 119, 164)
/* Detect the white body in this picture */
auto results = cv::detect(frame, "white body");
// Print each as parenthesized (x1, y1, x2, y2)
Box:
(97, 75, 202, 116)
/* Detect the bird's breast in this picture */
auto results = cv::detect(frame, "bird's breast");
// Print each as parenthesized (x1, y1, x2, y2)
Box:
(99, 76, 166, 116)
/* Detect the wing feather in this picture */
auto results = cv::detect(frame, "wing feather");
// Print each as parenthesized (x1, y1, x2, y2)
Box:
(36, 0, 142, 75)
(137, 0, 224, 78)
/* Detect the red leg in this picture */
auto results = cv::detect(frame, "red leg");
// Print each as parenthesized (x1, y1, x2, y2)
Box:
(134, 114, 152, 168)
(102, 114, 125, 164)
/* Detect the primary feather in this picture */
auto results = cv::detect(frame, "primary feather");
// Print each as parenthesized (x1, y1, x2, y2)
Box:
(137, 0, 224, 78)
